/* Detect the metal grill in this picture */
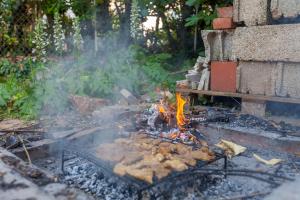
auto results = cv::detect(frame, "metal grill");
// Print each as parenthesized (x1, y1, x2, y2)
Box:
(61, 132, 228, 198)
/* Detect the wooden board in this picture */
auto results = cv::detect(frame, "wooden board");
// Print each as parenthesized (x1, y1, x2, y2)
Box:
(176, 88, 300, 105)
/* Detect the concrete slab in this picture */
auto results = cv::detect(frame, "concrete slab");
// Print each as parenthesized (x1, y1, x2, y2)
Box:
(238, 61, 300, 98)
(238, 62, 276, 96)
(233, 24, 300, 62)
(242, 99, 266, 118)
(233, 0, 269, 26)
(271, 0, 300, 19)
(201, 30, 234, 61)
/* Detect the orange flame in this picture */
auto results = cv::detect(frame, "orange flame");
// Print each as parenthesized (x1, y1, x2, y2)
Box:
(158, 104, 166, 114)
(176, 93, 187, 129)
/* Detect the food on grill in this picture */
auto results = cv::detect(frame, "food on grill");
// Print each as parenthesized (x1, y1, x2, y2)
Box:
(125, 167, 154, 184)
(175, 143, 192, 154)
(122, 152, 144, 165)
(113, 163, 127, 176)
(155, 153, 165, 162)
(154, 166, 171, 179)
(95, 133, 215, 183)
(164, 159, 188, 171)
(175, 154, 197, 166)
(190, 147, 215, 161)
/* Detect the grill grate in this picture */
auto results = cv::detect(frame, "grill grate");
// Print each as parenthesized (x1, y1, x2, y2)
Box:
(61, 133, 227, 198)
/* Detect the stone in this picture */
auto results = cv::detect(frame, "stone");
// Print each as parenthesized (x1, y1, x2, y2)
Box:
(193, 56, 206, 72)
(213, 18, 235, 30)
(217, 6, 233, 18)
(271, 0, 300, 19)
(238, 61, 300, 98)
(119, 89, 138, 105)
(176, 80, 189, 89)
(201, 30, 234, 62)
(232, 24, 300, 62)
(69, 95, 109, 114)
(211, 61, 237, 93)
(241, 99, 266, 117)
(185, 73, 201, 82)
(198, 68, 210, 91)
(233, 0, 269, 26)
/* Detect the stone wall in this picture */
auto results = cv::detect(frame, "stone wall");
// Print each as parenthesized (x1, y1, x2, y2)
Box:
(180, 0, 300, 116)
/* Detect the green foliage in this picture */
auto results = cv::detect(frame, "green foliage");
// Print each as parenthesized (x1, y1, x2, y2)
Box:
(185, 0, 233, 29)
(0, 58, 44, 119)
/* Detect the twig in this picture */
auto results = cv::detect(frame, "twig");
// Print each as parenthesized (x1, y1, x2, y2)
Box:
(17, 135, 32, 165)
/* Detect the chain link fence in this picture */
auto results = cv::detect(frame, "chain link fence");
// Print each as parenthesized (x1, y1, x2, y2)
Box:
(0, 1, 97, 61)
(0, 2, 36, 58)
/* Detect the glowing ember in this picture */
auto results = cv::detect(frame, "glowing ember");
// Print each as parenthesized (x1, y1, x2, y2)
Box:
(176, 93, 187, 129)
(158, 104, 166, 114)
(157, 100, 172, 125)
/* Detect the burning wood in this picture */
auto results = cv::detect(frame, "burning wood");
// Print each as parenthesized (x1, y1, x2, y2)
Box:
(144, 93, 200, 144)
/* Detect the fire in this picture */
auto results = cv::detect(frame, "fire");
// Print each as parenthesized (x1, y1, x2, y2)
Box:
(176, 93, 187, 129)
(158, 104, 166, 114)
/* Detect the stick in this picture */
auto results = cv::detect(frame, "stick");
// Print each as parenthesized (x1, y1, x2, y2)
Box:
(17, 135, 32, 165)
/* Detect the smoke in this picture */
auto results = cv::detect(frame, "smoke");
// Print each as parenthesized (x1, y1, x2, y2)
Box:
(38, 30, 149, 117)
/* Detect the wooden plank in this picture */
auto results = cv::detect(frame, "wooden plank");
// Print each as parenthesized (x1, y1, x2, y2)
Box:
(12, 139, 55, 154)
(176, 88, 300, 104)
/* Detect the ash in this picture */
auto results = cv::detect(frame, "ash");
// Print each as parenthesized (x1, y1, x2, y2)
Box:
(61, 155, 214, 200)
(191, 108, 300, 136)
(63, 157, 133, 200)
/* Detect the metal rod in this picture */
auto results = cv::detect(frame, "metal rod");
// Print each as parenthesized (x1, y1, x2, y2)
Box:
(224, 156, 228, 178)
(61, 150, 65, 174)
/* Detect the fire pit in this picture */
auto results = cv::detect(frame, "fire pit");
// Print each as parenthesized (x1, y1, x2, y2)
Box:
(59, 93, 228, 199)
(30, 93, 295, 200)
(61, 135, 226, 199)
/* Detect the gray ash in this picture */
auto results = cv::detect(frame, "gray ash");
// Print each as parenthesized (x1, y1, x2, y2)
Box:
(60, 153, 222, 200)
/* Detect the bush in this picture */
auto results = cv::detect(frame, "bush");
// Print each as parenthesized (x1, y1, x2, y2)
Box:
(0, 44, 190, 119)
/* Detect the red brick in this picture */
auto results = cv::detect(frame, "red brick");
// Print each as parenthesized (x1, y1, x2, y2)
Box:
(217, 6, 233, 18)
(213, 18, 235, 30)
(211, 61, 237, 93)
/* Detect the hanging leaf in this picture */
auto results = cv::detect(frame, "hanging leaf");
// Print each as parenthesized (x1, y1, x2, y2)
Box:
(186, 0, 205, 7)
(185, 15, 200, 27)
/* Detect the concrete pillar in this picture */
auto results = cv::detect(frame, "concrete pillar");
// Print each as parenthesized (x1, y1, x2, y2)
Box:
(241, 99, 266, 117)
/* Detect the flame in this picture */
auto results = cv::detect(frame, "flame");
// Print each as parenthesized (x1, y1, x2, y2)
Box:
(176, 93, 187, 129)
(158, 104, 166, 114)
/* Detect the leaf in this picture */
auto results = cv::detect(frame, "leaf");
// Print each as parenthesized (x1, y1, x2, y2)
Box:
(186, 0, 204, 7)
(185, 15, 200, 27)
